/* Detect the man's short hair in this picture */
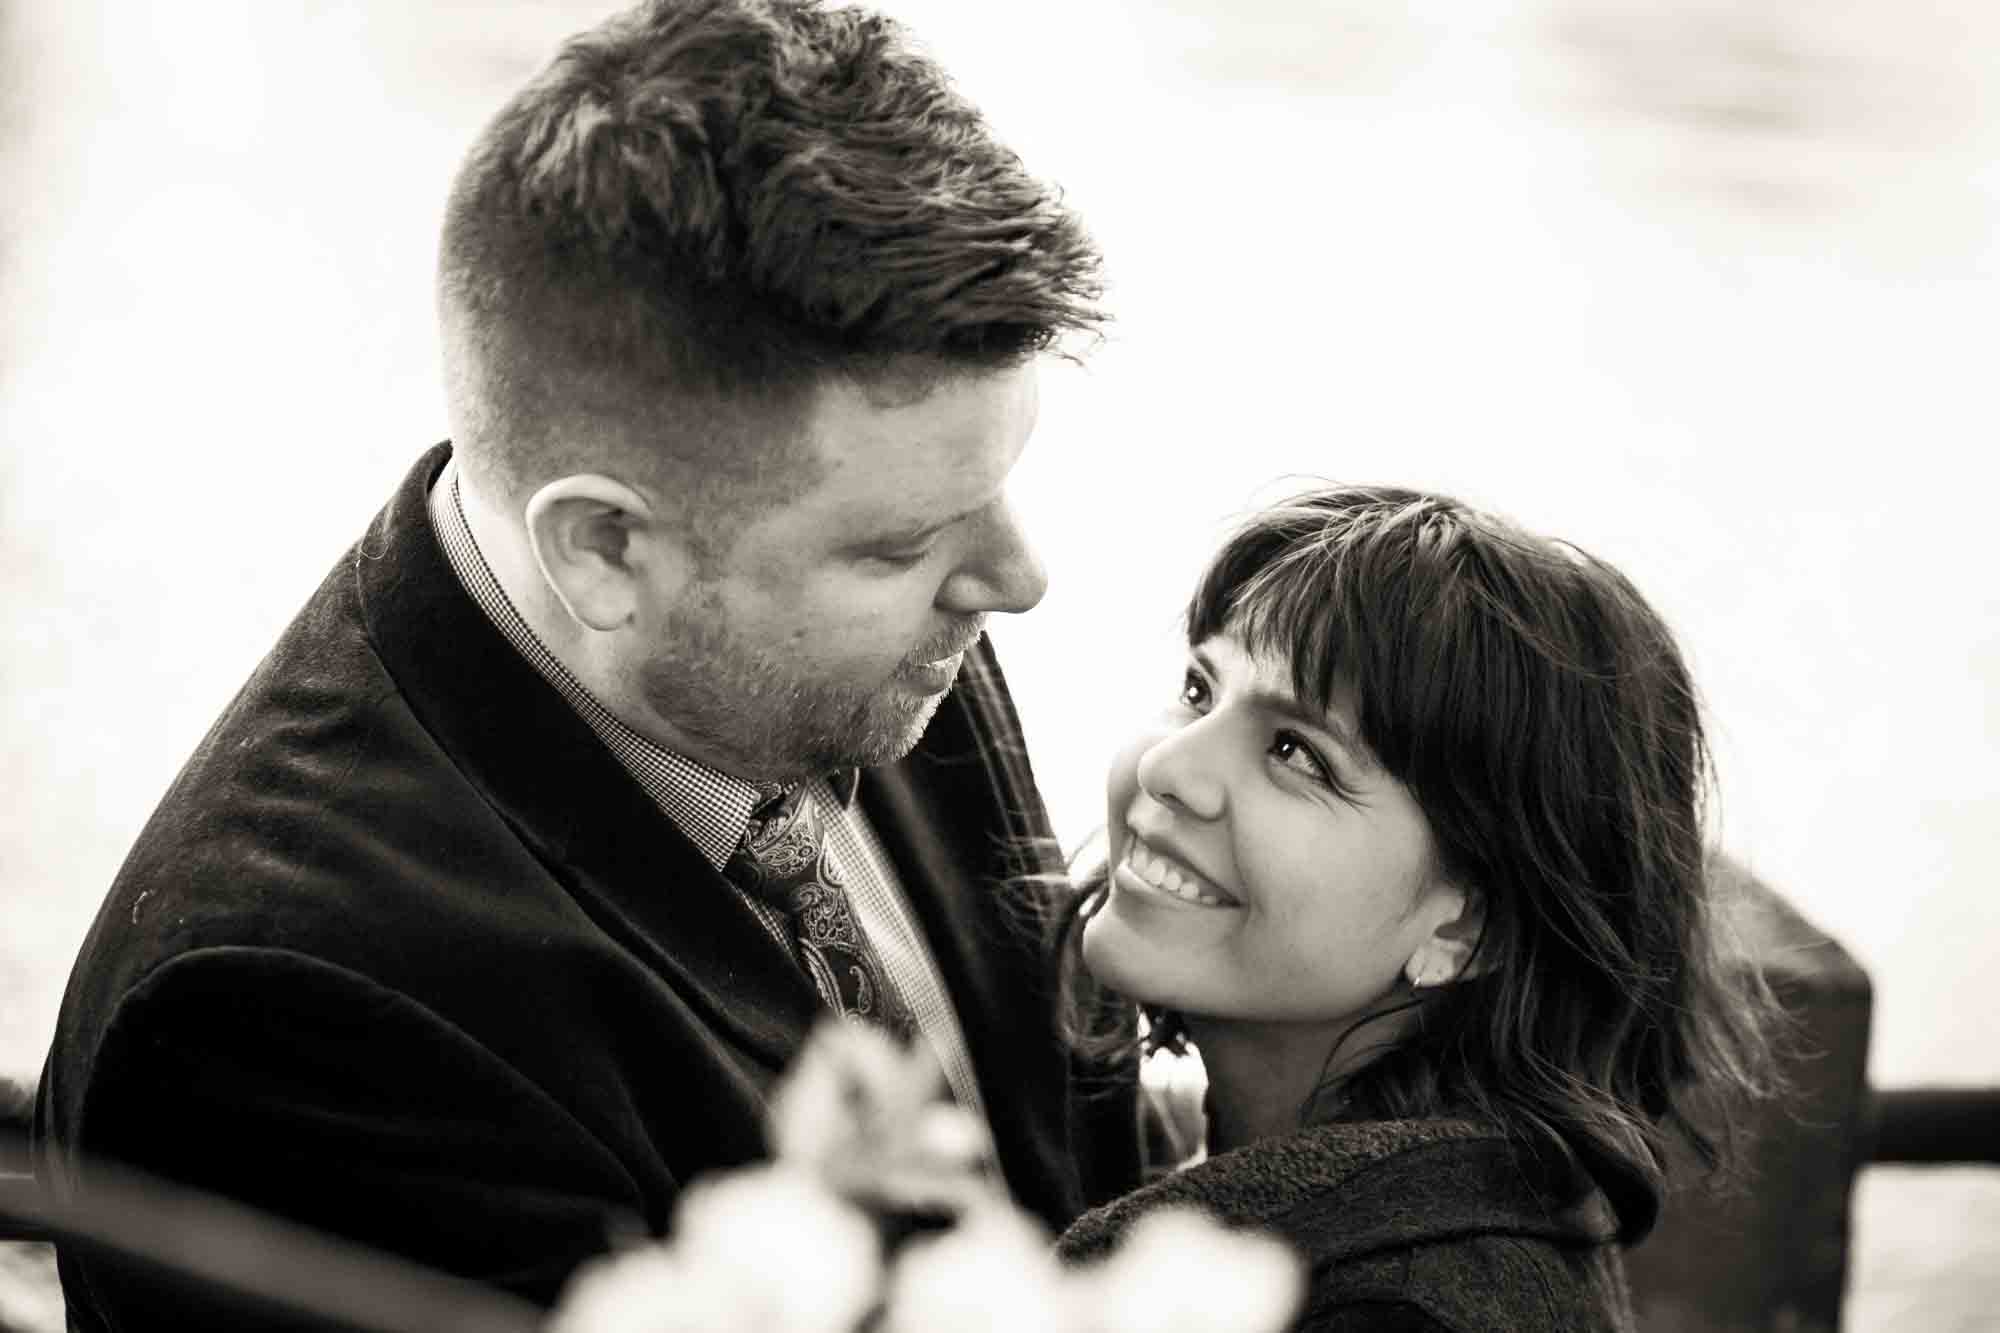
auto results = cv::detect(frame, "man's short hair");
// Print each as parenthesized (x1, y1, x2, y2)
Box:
(437, 0, 1106, 518)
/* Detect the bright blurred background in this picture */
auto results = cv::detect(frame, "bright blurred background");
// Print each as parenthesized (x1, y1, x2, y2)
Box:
(2, 1, 1995, 1327)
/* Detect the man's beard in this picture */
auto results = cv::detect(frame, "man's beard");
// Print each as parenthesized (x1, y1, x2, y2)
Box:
(636, 602, 957, 781)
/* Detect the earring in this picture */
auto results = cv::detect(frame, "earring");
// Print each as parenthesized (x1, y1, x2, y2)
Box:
(1405, 955, 1456, 990)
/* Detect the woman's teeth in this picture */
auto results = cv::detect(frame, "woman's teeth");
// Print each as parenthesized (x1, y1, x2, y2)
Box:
(1125, 839, 1229, 906)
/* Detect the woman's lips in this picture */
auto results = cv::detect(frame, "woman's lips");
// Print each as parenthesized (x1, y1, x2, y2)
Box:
(1114, 834, 1239, 908)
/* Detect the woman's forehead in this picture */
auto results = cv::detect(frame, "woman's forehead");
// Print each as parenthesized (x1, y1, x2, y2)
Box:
(1200, 617, 1355, 699)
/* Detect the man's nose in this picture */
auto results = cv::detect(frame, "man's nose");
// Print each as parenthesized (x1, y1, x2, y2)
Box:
(937, 500, 1047, 615)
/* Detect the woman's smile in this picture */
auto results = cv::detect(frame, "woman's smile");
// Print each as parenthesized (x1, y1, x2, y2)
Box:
(1113, 834, 1240, 909)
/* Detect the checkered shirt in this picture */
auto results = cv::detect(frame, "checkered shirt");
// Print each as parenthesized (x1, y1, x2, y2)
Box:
(426, 459, 988, 1126)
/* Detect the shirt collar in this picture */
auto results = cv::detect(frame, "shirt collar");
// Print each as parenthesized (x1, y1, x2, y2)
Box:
(431, 460, 862, 829)
(430, 458, 787, 868)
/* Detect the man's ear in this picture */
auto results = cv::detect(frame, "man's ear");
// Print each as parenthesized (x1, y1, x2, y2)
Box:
(1403, 884, 1488, 990)
(523, 474, 687, 632)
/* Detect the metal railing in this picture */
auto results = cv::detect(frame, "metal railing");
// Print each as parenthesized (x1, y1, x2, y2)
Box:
(0, 1117, 539, 1333)
(1863, 1086, 2000, 1165)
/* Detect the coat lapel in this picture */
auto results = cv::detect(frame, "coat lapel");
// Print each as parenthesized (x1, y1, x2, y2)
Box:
(858, 638, 1079, 1229)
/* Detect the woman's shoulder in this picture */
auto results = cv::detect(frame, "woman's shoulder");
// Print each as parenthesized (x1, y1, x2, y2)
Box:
(1056, 1116, 1502, 1263)
(1305, 1230, 1632, 1333)
(1294, 1297, 1459, 1333)
(1058, 1117, 1633, 1332)
(1282, 1120, 1628, 1322)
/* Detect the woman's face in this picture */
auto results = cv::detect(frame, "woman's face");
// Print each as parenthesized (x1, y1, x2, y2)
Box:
(1082, 631, 1461, 1032)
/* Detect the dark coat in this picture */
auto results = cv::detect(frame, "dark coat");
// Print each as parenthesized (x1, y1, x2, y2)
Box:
(35, 444, 1142, 1330)
(1057, 1118, 1633, 1333)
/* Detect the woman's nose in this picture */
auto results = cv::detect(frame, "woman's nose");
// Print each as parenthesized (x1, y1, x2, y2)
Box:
(1133, 719, 1226, 822)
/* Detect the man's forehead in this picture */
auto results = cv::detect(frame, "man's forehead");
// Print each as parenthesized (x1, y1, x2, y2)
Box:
(790, 364, 1038, 532)
(808, 362, 1037, 446)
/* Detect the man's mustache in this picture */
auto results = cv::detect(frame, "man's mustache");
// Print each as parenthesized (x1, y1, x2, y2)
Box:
(908, 618, 987, 664)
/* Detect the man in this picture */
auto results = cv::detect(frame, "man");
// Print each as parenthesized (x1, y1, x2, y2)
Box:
(35, 1, 1142, 1325)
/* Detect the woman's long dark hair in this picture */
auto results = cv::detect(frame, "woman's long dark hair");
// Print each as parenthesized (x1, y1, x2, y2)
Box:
(1057, 485, 1781, 1243)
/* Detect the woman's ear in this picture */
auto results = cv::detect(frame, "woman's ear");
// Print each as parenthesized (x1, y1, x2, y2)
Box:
(523, 474, 687, 632)
(1403, 885, 1488, 990)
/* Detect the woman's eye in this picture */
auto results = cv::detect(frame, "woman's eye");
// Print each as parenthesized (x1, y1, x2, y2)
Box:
(1269, 728, 1335, 786)
(1177, 668, 1210, 711)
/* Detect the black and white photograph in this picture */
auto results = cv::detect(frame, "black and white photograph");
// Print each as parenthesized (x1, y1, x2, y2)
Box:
(3, 2, 1996, 1329)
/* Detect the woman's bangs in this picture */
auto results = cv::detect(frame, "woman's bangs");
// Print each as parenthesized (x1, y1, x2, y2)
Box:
(1231, 542, 1369, 720)
(1187, 510, 1416, 739)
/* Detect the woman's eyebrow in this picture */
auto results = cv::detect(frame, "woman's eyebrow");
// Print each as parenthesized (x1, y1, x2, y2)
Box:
(1192, 645, 1369, 762)
(1251, 690, 1366, 759)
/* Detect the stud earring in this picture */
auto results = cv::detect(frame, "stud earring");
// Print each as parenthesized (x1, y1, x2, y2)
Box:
(1406, 956, 1458, 990)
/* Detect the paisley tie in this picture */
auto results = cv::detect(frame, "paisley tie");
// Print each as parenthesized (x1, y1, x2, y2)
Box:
(725, 784, 915, 1039)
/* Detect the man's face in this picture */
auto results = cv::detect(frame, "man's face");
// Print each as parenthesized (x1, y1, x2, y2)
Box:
(633, 362, 1046, 779)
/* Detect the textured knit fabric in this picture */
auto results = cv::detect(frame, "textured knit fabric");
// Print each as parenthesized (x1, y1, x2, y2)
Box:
(1058, 1118, 1634, 1333)
(428, 461, 986, 1120)
(35, 443, 1145, 1332)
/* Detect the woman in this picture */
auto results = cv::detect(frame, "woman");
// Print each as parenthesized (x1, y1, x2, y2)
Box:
(1053, 486, 1776, 1332)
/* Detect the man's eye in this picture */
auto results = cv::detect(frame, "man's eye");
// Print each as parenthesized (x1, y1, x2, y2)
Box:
(869, 545, 934, 569)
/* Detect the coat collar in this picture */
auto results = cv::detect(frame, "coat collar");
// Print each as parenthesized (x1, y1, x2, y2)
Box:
(353, 444, 822, 1074)
(1057, 1117, 1620, 1268)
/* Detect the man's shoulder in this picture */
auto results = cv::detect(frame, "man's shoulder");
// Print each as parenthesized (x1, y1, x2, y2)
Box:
(61, 580, 515, 1004)
(132, 545, 482, 890)
(52, 454, 576, 1048)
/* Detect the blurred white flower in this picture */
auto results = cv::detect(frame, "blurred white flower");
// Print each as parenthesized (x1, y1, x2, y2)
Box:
(768, 1020, 924, 1165)
(669, 1165, 882, 1333)
(1084, 1207, 1303, 1333)
(879, 1201, 1073, 1333)
(548, 1165, 882, 1333)
(546, 1026, 1304, 1333)
(769, 1020, 998, 1218)
(546, 1246, 686, 1333)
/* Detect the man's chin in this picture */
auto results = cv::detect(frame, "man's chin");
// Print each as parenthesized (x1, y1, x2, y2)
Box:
(792, 684, 948, 768)
(657, 672, 952, 778)
(817, 689, 947, 772)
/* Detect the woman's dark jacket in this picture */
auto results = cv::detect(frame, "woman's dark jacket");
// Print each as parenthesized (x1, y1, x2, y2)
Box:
(1058, 1118, 1634, 1333)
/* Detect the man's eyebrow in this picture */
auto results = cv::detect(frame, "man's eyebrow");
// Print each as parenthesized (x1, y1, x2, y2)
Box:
(865, 500, 988, 547)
